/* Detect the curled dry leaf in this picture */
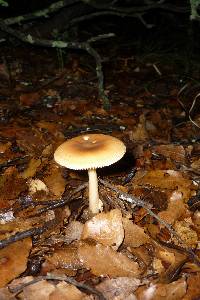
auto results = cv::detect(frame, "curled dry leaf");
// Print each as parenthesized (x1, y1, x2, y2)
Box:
(136, 278, 186, 300)
(96, 277, 141, 300)
(81, 209, 124, 250)
(49, 282, 85, 300)
(78, 241, 141, 277)
(158, 191, 187, 225)
(0, 238, 32, 288)
(123, 218, 150, 248)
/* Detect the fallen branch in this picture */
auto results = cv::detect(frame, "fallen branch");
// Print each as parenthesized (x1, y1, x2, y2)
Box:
(9, 274, 106, 300)
(99, 178, 200, 266)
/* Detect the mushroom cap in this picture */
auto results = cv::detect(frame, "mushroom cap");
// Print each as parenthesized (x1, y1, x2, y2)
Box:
(54, 134, 126, 170)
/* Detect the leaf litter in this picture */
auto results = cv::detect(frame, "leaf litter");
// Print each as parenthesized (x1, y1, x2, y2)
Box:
(0, 46, 200, 300)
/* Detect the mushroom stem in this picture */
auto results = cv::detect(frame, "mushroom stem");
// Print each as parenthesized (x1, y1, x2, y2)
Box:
(88, 168, 99, 214)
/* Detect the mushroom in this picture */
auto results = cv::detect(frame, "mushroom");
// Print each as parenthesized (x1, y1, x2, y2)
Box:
(54, 134, 126, 214)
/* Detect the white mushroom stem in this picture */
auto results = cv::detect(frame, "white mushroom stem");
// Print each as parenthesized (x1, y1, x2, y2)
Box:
(88, 168, 99, 214)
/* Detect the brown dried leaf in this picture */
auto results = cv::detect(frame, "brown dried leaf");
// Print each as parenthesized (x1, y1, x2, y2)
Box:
(20, 92, 40, 106)
(173, 219, 198, 247)
(97, 277, 141, 300)
(63, 221, 83, 244)
(136, 278, 186, 300)
(23, 280, 55, 300)
(49, 282, 85, 300)
(0, 167, 26, 203)
(183, 273, 200, 300)
(43, 163, 66, 197)
(0, 287, 16, 300)
(78, 241, 141, 277)
(152, 144, 186, 163)
(133, 170, 194, 202)
(0, 238, 32, 288)
(81, 209, 124, 250)
(123, 218, 150, 248)
(158, 191, 187, 224)
(20, 157, 41, 179)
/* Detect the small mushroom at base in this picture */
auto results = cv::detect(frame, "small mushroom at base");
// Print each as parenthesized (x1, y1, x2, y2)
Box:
(54, 134, 126, 214)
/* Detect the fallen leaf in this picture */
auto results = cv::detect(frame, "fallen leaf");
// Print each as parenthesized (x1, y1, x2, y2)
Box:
(43, 163, 66, 197)
(78, 241, 141, 277)
(63, 221, 83, 244)
(28, 178, 49, 195)
(152, 144, 186, 163)
(97, 277, 141, 300)
(173, 218, 198, 247)
(0, 238, 32, 288)
(81, 209, 124, 250)
(183, 273, 200, 300)
(20, 157, 41, 179)
(158, 191, 187, 224)
(20, 92, 40, 106)
(45, 243, 83, 271)
(133, 170, 194, 202)
(136, 278, 186, 300)
(0, 287, 16, 300)
(23, 280, 55, 300)
(49, 282, 85, 300)
(123, 218, 150, 248)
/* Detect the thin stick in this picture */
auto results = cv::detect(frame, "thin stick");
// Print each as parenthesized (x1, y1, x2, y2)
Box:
(9, 274, 106, 300)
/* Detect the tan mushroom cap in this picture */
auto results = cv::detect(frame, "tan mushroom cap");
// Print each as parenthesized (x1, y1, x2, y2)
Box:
(54, 134, 126, 170)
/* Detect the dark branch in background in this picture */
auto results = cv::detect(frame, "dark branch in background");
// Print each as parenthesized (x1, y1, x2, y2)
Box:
(0, 19, 112, 109)
(9, 274, 106, 300)
(80, 0, 189, 13)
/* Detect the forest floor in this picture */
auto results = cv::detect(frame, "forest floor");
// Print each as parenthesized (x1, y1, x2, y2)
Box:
(0, 41, 200, 299)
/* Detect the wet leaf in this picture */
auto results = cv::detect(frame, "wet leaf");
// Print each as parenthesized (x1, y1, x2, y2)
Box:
(45, 243, 83, 271)
(0, 238, 32, 288)
(81, 209, 124, 250)
(78, 241, 141, 277)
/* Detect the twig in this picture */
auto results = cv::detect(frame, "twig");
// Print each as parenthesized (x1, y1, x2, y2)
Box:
(0, 19, 110, 109)
(4, 0, 80, 26)
(9, 274, 106, 300)
(0, 218, 57, 249)
(99, 179, 200, 266)
(34, 182, 88, 215)
(0, 155, 29, 171)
